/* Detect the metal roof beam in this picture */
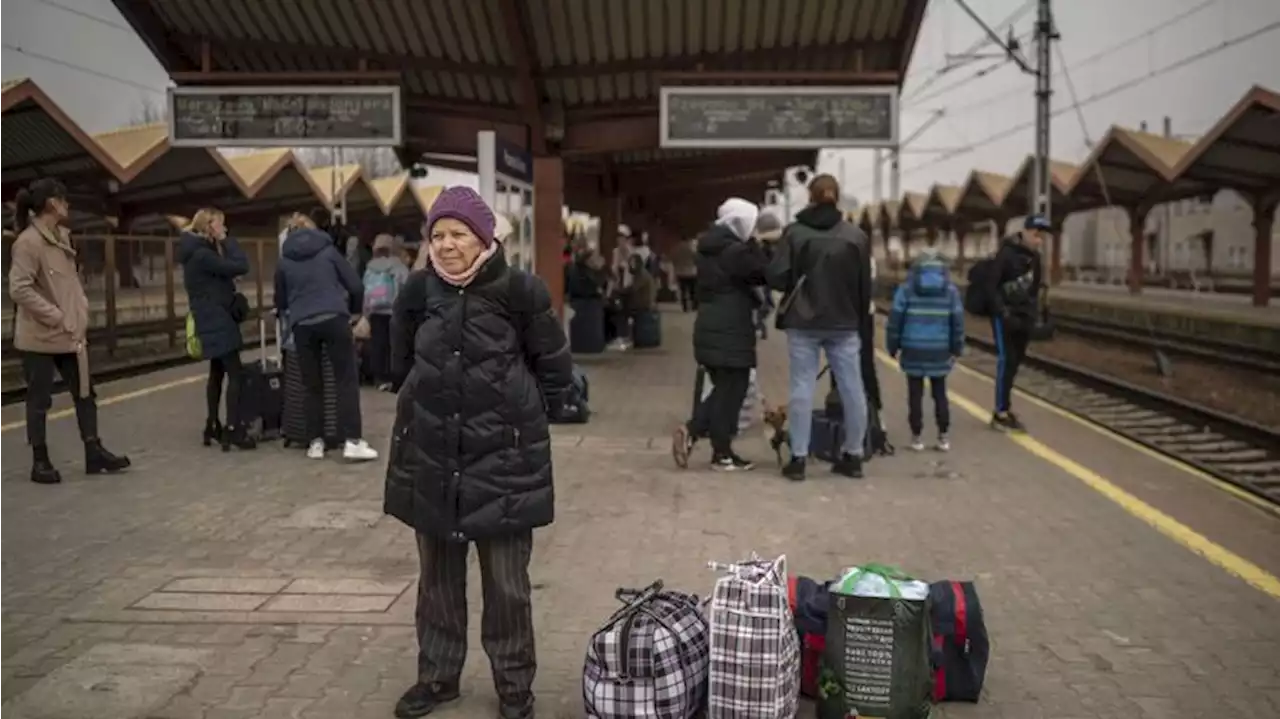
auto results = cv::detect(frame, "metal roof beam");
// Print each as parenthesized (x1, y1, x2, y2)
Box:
(173, 33, 515, 79)
(540, 43, 898, 79)
(499, 0, 546, 155)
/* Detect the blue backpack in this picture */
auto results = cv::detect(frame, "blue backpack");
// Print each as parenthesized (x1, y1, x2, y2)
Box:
(364, 267, 397, 313)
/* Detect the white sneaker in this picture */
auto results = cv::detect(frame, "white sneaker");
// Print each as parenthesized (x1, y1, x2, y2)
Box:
(909, 435, 925, 452)
(936, 434, 951, 452)
(343, 439, 379, 462)
(306, 439, 325, 459)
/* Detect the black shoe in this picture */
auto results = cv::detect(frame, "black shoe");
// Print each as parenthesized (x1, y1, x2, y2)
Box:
(497, 697, 534, 719)
(832, 453, 864, 479)
(782, 456, 806, 482)
(990, 412, 1025, 433)
(1005, 412, 1027, 433)
(394, 682, 461, 719)
(202, 419, 223, 447)
(711, 453, 755, 472)
(31, 445, 61, 485)
(85, 440, 130, 474)
(221, 425, 258, 451)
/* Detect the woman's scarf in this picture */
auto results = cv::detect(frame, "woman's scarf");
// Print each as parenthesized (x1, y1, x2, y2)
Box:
(715, 197, 761, 241)
(428, 240, 500, 287)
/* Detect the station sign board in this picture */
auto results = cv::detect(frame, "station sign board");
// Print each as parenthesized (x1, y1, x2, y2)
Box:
(168, 86, 402, 147)
(659, 86, 898, 149)
(494, 137, 533, 185)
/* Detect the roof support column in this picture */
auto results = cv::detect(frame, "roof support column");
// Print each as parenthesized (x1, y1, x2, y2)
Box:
(595, 193, 620, 262)
(953, 222, 970, 273)
(1049, 215, 1066, 286)
(1251, 197, 1275, 307)
(1127, 205, 1151, 295)
(534, 155, 565, 317)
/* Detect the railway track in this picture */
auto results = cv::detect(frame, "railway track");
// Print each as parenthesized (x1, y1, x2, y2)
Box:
(873, 303, 1280, 507)
(1050, 315, 1280, 374)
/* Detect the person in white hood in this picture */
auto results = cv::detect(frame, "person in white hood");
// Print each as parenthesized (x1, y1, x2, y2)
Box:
(671, 197, 779, 472)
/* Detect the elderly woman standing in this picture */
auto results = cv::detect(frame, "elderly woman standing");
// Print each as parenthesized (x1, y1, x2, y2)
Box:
(178, 208, 255, 450)
(386, 186, 572, 719)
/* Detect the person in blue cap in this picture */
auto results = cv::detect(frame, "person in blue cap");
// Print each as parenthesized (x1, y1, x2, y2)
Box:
(982, 214, 1048, 432)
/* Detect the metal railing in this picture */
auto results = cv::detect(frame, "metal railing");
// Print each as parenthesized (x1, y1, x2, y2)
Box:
(2, 233, 279, 392)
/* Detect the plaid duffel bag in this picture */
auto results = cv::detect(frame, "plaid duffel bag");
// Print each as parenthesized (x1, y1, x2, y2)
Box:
(584, 581, 711, 719)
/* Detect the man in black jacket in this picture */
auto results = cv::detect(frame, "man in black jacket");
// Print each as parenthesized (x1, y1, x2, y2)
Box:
(984, 214, 1048, 432)
(766, 175, 874, 481)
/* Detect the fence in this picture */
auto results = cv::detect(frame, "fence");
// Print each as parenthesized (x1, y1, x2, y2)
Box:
(2, 233, 279, 391)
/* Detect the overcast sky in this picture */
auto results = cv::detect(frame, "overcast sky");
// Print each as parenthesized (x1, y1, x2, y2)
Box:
(3, 0, 1278, 206)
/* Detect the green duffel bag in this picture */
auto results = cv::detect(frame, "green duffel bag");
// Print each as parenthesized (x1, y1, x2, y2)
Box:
(818, 564, 934, 719)
(185, 313, 202, 360)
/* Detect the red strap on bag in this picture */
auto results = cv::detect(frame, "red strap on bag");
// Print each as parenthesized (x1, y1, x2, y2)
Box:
(952, 581, 968, 648)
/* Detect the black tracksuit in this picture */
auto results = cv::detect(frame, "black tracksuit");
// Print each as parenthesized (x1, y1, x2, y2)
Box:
(983, 236, 1042, 414)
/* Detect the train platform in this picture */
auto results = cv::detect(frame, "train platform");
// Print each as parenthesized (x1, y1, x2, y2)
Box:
(2, 309, 1278, 719)
(1052, 283, 1280, 329)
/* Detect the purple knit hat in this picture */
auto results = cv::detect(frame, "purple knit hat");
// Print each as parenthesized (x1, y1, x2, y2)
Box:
(426, 186, 496, 246)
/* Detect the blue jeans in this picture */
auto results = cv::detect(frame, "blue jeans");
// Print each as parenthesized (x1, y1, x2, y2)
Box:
(787, 330, 868, 458)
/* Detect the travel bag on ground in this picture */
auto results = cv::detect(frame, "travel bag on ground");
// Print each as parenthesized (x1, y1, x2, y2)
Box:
(929, 580, 989, 703)
(809, 409, 845, 463)
(820, 565, 933, 719)
(240, 317, 283, 440)
(583, 581, 710, 719)
(787, 575, 833, 700)
(282, 346, 340, 449)
(706, 554, 801, 719)
(570, 298, 607, 354)
(632, 309, 662, 348)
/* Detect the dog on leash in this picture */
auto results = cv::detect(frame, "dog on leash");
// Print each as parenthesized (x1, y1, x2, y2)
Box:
(762, 401, 791, 466)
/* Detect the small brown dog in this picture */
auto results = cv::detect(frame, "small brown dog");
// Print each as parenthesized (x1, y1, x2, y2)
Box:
(762, 401, 790, 466)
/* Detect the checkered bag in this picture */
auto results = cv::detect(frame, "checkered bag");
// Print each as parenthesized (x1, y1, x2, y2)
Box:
(706, 554, 801, 719)
(583, 581, 711, 719)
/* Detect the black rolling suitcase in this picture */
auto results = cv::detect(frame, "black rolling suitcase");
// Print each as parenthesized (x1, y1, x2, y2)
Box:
(632, 309, 662, 348)
(240, 317, 283, 440)
(282, 345, 341, 449)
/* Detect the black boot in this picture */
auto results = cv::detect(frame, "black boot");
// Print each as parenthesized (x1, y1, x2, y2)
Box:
(31, 444, 62, 485)
(221, 425, 257, 451)
(85, 439, 131, 474)
(202, 418, 223, 447)
(394, 682, 460, 719)
(782, 456, 806, 482)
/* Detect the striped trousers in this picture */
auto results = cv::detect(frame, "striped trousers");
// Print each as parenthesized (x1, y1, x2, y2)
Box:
(415, 530, 536, 713)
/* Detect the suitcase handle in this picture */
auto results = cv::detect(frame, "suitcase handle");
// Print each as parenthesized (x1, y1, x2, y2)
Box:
(614, 580, 663, 608)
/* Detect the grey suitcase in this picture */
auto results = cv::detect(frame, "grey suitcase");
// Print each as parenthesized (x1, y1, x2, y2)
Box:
(282, 348, 341, 449)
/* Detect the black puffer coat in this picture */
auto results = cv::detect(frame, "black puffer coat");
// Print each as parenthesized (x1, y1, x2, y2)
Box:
(692, 224, 770, 369)
(385, 251, 574, 541)
(177, 231, 249, 361)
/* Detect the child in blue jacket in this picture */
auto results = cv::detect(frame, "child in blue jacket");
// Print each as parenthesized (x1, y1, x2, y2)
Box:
(886, 252, 965, 451)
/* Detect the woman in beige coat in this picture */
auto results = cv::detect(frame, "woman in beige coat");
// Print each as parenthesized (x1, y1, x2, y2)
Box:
(8, 178, 130, 484)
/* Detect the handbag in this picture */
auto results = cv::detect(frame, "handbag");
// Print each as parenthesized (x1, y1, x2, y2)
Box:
(775, 274, 815, 327)
(229, 292, 251, 323)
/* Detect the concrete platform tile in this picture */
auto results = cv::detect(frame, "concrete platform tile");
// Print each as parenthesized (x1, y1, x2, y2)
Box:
(261, 594, 397, 613)
(163, 577, 292, 594)
(132, 591, 272, 612)
(283, 578, 410, 596)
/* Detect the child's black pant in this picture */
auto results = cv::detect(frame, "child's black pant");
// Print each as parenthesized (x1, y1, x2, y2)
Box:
(907, 375, 950, 436)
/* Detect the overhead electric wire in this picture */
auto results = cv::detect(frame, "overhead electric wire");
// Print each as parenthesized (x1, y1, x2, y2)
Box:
(941, 0, 1221, 116)
(912, 20, 1279, 173)
(30, 0, 134, 33)
(2, 43, 168, 95)
(903, 0, 1036, 101)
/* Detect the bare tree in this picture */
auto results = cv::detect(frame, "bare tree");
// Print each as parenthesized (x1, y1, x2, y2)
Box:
(129, 95, 168, 126)
(292, 147, 402, 178)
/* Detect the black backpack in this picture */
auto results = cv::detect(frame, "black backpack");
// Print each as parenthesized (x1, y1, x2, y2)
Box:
(929, 580, 990, 703)
(964, 259, 995, 316)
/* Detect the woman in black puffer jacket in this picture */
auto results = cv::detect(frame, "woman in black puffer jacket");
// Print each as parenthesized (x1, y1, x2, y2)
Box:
(385, 186, 573, 719)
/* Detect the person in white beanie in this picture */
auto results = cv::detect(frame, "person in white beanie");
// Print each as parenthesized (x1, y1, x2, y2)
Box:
(671, 197, 779, 472)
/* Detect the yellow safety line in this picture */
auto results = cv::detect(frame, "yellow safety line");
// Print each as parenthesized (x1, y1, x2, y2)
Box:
(873, 349, 1280, 600)
(1, 374, 204, 433)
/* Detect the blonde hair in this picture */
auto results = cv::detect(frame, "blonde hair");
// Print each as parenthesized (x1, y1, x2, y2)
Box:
(185, 208, 224, 236)
(286, 212, 316, 231)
